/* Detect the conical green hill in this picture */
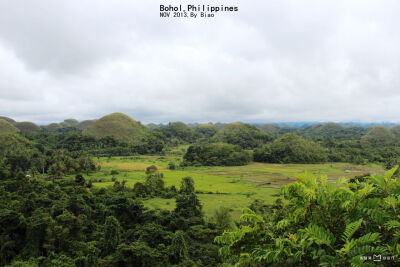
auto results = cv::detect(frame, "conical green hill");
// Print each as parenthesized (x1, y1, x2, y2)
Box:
(83, 113, 148, 142)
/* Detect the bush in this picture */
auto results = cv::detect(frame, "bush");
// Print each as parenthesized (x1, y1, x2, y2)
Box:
(75, 174, 85, 186)
(212, 206, 233, 230)
(145, 165, 157, 175)
(168, 162, 176, 170)
(86, 179, 93, 188)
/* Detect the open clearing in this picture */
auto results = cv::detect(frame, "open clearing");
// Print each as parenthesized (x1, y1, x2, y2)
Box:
(84, 156, 384, 220)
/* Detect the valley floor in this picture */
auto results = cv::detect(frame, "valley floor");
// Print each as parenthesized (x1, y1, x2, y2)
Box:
(78, 156, 384, 220)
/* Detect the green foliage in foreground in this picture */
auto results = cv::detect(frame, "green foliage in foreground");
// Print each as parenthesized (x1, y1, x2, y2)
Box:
(0, 174, 221, 266)
(183, 143, 252, 166)
(254, 133, 328, 163)
(215, 168, 400, 266)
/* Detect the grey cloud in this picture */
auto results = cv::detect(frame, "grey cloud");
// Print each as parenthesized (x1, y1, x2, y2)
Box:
(0, 0, 400, 124)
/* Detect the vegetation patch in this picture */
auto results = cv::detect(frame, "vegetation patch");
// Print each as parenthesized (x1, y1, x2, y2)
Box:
(183, 142, 251, 166)
(216, 168, 400, 266)
(101, 162, 164, 171)
(254, 133, 328, 163)
(0, 119, 19, 135)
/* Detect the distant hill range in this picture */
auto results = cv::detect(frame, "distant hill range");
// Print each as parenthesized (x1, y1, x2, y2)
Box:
(257, 121, 397, 129)
(1, 114, 400, 141)
(0, 116, 96, 133)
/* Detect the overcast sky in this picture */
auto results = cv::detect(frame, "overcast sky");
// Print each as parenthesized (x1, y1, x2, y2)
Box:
(0, 0, 399, 124)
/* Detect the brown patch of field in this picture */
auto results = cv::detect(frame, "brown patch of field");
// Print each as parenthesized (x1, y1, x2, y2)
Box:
(342, 166, 362, 171)
(100, 162, 164, 171)
(333, 165, 384, 177)
(244, 173, 290, 183)
(258, 184, 281, 188)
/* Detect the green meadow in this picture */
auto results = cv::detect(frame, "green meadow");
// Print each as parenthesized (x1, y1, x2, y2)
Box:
(83, 155, 384, 220)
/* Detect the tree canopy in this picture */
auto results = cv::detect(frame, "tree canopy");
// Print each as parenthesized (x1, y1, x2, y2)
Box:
(214, 122, 272, 149)
(183, 142, 252, 166)
(254, 133, 328, 163)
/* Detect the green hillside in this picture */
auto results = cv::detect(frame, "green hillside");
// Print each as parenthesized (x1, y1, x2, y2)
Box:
(257, 123, 279, 135)
(83, 112, 148, 142)
(194, 123, 218, 137)
(214, 122, 271, 149)
(76, 120, 95, 130)
(301, 123, 368, 139)
(15, 121, 41, 132)
(0, 133, 32, 156)
(0, 116, 16, 123)
(60, 118, 79, 127)
(390, 124, 400, 135)
(303, 122, 343, 137)
(364, 126, 393, 140)
(0, 119, 19, 135)
(43, 123, 62, 131)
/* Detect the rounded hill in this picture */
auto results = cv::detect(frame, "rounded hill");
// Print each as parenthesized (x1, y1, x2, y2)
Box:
(0, 119, 19, 135)
(214, 122, 271, 149)
(15, 121, 41, 132)
(194, 123, 218, 138)
(76, 120, 95, 130)
(0, 133, 32, 156)
(258, 124, 279, 135)
(0, 116, 16, 123)
(254, 133, 328, 163)
(390, 125, 400, 135)
(318, 122, 343, 132)
(44, 123, 62, 131)
(83, 113, 148, 142)
(304, 122, 343, 136)
(61, 119, 79, 127)
(364, 126, 393, 140)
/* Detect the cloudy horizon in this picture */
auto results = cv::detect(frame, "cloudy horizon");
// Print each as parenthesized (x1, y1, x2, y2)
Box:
(0, 0, 399, 125)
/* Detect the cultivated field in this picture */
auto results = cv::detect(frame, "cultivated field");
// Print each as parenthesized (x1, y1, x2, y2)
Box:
(84, 155, 384, 220)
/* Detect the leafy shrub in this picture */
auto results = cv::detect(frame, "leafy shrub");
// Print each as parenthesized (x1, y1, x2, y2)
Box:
(75, 174, 85, 186)
(168, 162, 176, 170)
(215, 167, 400, 266)
(145, 165, 157, 175)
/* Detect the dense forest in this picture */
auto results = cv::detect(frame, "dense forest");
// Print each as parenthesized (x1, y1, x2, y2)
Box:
(1, 113, 399, 266)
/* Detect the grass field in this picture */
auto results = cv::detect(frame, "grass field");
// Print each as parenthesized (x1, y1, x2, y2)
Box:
(83, 155, 384, 220)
